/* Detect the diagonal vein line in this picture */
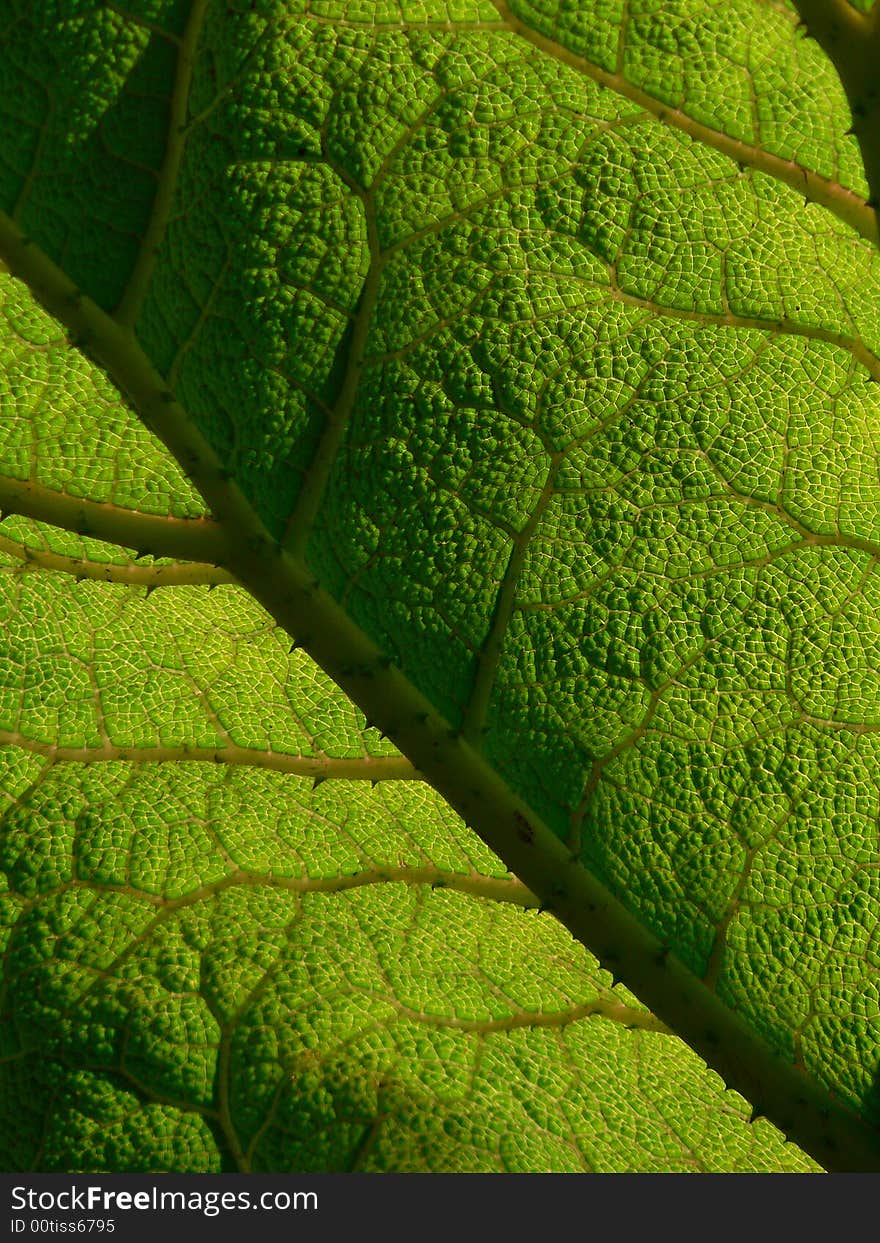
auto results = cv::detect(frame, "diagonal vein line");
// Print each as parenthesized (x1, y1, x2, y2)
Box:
(281, 95, 448, 557)
(492, 0, 878, 245)
(0, 473, 226, 563)
(0, 731, 421, 779)
(113, 0, 211, 327)
(0, 531, 235, 586)
(389, 992, 672, 1035)
(607, 274, 880, 379)
(463, 458, 562, 741)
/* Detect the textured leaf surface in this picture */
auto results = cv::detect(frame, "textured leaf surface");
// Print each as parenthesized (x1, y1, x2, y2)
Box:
(0, 751, 815, 1173)
(0, 0, 878, 1170)
(0, 497, 814, 1171)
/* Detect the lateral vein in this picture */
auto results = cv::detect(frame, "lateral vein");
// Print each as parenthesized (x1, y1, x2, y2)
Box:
(0, 532, 235, 587)
(492, 0, 878, 245)
(112, 0, 210, 328)
(0, 732, 421, 780)
(0, 472, 226, 564)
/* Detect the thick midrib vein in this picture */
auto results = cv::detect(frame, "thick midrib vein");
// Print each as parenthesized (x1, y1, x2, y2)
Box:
(282, 94, 448, 555)
(492, 0, 878, 246)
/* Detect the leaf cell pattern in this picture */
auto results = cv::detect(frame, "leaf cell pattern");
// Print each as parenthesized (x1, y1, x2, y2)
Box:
(0, 0, 877, 1170)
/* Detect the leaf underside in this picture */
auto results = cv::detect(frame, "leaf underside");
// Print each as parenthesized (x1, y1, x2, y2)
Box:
(0, 0, 878, 1171)
(0, 509, 812, 1171)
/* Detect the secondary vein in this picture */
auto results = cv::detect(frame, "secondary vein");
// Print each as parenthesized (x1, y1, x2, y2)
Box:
(492, 0, 878, 245)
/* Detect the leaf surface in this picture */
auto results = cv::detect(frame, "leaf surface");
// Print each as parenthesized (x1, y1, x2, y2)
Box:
(0, 0, 879, 1169)
(0, 460, 813, 1171)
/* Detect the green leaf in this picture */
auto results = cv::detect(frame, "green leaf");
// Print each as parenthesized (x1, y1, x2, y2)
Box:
(0, 489, 814, 1172)
(0, 0, 877, 1170)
